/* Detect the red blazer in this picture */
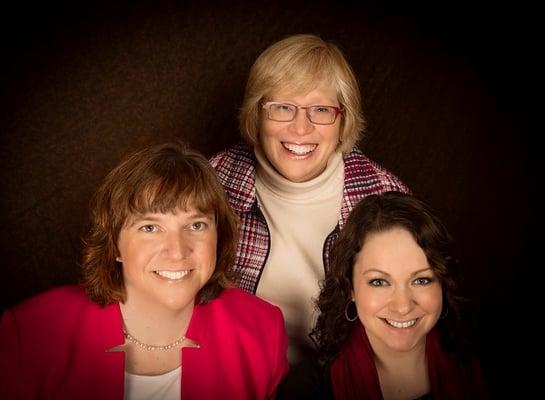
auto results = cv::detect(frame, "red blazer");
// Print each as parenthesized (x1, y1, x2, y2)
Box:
(0, 285, 288, 399)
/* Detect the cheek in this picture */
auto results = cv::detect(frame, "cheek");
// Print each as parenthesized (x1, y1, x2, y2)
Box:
(354, 288, 379, 315)
(258, 127, 276, 154)
(430, 288, 444, 315)
(119, 240, 155, 267)
(259, 119, 276, 139)
(356, 297, 381, 316)
(419, 287, 443, 318)
(323, 127, 340, 145)
(198, 238, 218, 266)
(117, 240, 131, 261)
(204, 247, 217, 269)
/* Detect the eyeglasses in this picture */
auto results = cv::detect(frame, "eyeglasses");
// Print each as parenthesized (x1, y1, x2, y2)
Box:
(262, 101, 343, 125)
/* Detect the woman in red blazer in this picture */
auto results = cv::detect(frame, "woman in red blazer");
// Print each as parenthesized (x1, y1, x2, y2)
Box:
(0, 142, 289, 400)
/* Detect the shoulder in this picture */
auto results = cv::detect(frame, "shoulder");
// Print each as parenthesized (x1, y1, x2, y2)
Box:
(343, 147, 399, 180)
(9, 285, 92, 315)
(214, 288, 282, 318)
(188, 289, 287, 369)
(3, 285, 100, 329)
(0, 286, 108, 357)
(209, 142, 255, 174)
(209, 143, 257, 211)
(197, 288, 284, 332)
(343, 147, 410, 194)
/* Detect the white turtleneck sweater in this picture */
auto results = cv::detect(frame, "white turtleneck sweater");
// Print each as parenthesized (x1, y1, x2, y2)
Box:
(254, 146, 344, 364)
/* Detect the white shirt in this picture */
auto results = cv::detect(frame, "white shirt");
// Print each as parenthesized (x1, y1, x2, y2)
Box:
(254, 146, 344, 364)
(124, 366, 181, 400)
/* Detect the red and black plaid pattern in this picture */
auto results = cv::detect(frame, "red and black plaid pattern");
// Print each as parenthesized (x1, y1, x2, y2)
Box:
(210, 142, 410, 293)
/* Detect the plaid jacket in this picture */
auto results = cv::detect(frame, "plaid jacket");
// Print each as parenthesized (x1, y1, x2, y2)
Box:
(210, 142, 410, 293)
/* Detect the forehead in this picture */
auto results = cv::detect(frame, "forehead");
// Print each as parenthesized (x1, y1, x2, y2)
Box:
(124, 185, 215, 215)
(131, 179, 213, 207)
(270, 81, 338, 103)
(354, 228, 430, 274)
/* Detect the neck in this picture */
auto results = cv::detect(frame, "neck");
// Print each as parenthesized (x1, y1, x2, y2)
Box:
(376, 348, 426, 374)
(120, 297, 194, 346)
(371, 339, 429, 400)
(372, 339, 427, 372)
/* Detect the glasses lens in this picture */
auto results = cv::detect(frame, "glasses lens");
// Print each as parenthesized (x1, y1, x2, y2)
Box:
(268, 103, 296, 122)
(308, 106, 336, 124)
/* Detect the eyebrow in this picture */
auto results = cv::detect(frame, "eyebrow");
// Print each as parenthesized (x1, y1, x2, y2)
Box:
(273, 100, 339, 107)
(128, 211, 214, 225)
(361, 267, 433, 277)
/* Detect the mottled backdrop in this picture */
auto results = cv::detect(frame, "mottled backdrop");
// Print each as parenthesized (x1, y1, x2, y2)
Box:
(0, 1, 538, 396)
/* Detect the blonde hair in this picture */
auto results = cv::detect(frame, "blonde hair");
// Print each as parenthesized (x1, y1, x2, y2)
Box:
(239, 34, 365, 153)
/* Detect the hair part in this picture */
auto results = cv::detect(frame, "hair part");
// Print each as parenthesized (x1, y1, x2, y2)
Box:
(239, 34, 365, 153)
(81, 141, 239, 306)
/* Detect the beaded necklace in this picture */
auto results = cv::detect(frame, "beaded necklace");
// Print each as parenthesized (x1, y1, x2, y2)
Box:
(123, 330, 185, 351)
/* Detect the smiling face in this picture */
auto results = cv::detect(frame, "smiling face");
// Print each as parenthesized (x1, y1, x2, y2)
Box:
(117, 207, 217, 313)
(352, 227, 443, 354)
(258, 82, 341, 182)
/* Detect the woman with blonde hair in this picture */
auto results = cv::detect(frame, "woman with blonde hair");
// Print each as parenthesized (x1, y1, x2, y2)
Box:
(211, 34, 409, 363)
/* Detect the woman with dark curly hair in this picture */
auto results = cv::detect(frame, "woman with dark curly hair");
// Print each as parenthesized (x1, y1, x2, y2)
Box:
(278, 191, 487, 399)
(0, 142, 288, 399)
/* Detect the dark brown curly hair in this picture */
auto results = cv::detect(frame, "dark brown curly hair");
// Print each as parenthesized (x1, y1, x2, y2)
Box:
(81, 141, 239, 306)
(311, 191, 466, 362)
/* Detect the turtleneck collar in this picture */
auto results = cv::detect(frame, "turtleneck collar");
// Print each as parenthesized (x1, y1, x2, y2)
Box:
(254, 145, 343, 201)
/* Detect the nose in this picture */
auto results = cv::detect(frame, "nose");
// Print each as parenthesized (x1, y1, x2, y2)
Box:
(388, 287, 415, 316)
(163, 231, 191, 260)
(290, 107, 314, 136)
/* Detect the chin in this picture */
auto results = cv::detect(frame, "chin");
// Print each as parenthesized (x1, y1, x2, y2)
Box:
(387, 343, 418, 353)
(161, 296, 195, 311)
(286, 168, 316, 182)
(385, 336, 426, 353)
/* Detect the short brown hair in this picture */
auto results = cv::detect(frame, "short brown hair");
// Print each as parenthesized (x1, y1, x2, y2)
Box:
(239, 34, 365, 153)
(81, 141, 239, 306)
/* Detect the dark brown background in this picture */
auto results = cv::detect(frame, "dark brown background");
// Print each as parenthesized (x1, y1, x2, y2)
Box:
(0, 1, 538, 396)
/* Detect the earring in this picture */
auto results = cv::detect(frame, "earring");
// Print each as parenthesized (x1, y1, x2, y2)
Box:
(115, 256, 122, 263)
(344, 300, 358, 322)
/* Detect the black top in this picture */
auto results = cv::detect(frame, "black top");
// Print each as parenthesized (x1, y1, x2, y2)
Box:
(276, 356, 333, 400)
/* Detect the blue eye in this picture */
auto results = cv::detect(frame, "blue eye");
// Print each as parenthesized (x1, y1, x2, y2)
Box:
(190, 222, 207, 231)
(139, 225, 157, 233)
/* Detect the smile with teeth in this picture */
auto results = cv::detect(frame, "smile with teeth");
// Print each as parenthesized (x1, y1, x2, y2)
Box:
(282, 142, 317, 155)
(384, 318, 417, 329)
(154, 270, 191, 280)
